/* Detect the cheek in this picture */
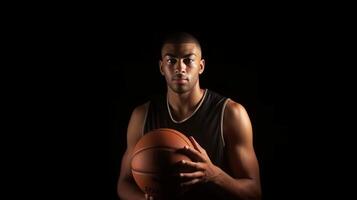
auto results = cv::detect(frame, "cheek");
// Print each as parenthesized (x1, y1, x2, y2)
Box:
(163, 66, 173, 72)
(162, 69, 173, 80)
(161, 67, 168, 75)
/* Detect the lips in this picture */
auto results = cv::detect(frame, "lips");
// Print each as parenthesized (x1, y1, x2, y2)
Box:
(172, 78, 188, 84)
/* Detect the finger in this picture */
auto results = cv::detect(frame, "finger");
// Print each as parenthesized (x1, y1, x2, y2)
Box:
(180, 159, 204, 170)
(180, 178, 202, 187)
(180, 171, 205, 179)
(189, 136, 204, 153)
(178, 145, 205, 162)
(145, 194, 154, 200)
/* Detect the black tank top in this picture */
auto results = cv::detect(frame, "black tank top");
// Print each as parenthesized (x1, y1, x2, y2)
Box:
(144, 89, 230, 199)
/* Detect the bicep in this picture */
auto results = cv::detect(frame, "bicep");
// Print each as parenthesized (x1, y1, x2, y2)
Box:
(224, 101, 260, 180)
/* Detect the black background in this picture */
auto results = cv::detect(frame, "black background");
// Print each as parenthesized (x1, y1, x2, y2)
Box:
(19, 11, 349, 199)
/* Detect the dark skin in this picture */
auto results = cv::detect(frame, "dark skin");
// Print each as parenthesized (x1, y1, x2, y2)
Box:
(117, 42, 261, 200)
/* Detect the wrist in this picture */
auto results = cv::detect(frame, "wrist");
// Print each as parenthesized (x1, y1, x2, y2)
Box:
(209, 165, 224, 184)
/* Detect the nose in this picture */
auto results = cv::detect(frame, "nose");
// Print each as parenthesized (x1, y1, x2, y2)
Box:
(175, 60, 186, 74)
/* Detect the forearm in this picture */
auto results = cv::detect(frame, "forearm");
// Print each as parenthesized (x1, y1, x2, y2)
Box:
(212, 168, 261, 200)
(118, 179, 145, 200)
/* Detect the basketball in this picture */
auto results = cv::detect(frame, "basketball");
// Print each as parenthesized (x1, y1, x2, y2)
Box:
(131, 128, 194, 198)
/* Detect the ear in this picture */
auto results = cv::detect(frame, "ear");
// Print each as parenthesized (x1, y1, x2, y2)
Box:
(159, 60, 165, 76)
(199, 59, 205, 75)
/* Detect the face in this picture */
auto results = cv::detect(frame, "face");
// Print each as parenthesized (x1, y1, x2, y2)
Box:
(160, 43, 205, 94)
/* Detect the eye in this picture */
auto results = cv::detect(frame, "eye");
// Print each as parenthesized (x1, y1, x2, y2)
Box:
(184, 58, 195, 65)
(167, 58, 176, 64)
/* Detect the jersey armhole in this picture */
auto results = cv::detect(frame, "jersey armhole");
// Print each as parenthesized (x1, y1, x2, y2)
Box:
(141, 101, 151, 136)
(220, 98, 230, 147)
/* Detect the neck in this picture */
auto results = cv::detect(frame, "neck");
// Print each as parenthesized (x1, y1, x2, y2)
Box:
(167, 85, 205, 122)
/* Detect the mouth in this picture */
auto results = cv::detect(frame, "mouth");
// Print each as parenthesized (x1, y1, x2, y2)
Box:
(172, 78, 188, 84)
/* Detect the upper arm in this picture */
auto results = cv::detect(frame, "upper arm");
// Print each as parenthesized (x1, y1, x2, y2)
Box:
(223, 100, 260, 182)
(118, 102, 150, 183)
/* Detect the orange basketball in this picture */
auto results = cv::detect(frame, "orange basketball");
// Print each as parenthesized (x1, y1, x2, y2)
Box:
(131, 128, 194, 198)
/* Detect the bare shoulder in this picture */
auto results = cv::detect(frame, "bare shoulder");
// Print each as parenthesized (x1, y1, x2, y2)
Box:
(223, 99, 253, 146)
(225, 99, 248, 118)
(224, 99, 251, 125)
(131, 102, 150, 119)
(127, 101, 150, 147)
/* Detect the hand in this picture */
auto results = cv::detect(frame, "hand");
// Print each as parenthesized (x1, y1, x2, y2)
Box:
(178, 136, 222, 188)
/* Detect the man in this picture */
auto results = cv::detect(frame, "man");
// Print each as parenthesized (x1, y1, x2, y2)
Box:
(117, 32, 261, 200)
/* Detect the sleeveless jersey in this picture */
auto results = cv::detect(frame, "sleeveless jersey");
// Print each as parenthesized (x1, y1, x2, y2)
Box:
(143, 89, 231, 199)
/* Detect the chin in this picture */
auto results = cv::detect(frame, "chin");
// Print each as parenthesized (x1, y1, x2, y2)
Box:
(170, 85, 190, 94)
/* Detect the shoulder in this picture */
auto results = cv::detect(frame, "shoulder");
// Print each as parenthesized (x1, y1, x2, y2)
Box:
(224, 99, 248, 120)
(127, 101, 150, 145)
(123, 101, 149, 146)
(223, 99, 253, 145)
(131, 101, 150, 118)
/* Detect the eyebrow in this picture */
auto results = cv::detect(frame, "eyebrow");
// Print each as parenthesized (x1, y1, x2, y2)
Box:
(164, 53, 197, 58)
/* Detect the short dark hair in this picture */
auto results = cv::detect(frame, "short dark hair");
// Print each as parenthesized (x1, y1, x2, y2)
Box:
(160, 32, 202, 57)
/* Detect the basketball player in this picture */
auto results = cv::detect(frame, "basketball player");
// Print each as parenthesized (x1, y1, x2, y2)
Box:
(117, 32, 261, 200)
